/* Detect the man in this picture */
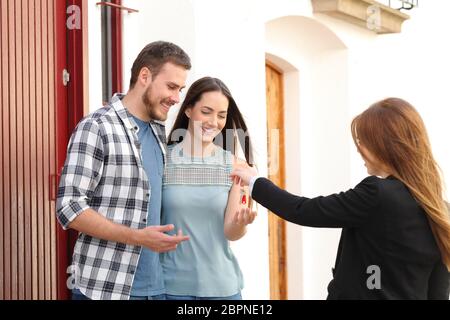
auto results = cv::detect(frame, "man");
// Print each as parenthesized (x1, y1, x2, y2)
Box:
(57, 41, 191, 300)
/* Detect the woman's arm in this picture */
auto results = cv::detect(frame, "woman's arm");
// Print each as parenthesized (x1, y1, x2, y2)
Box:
(251, 176, 379, 228)
(223, 158, 257, 241)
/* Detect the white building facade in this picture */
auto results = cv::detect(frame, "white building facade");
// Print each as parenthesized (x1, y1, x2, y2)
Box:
(85, 0, 450, 299)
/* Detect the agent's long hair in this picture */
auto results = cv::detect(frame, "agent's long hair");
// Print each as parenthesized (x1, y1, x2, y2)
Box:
(168, 77, 253, 165)
(351, 98, 450, 270)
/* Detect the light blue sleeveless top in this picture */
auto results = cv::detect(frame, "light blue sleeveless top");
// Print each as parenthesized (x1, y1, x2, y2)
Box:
(161, 144, 244, 297)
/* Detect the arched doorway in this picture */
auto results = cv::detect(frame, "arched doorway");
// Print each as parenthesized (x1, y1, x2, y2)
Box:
(265, 15, 349, 299)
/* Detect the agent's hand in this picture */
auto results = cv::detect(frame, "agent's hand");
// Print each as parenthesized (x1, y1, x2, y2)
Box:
(230, 163, 258, 187)
(233, 207, 257, 226)
(136, 224, 189, 253)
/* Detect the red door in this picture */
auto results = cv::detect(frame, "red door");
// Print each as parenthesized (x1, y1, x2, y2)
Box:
(1, 0, 123, 300)
(0, 0, 68, 300)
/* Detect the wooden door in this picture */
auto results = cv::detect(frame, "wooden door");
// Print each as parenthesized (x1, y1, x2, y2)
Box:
(0, 0, 68, 300)
(265, 63, 287, 300)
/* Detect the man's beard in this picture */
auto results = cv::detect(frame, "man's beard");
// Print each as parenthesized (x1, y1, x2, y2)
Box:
(142, 85, 167, 121)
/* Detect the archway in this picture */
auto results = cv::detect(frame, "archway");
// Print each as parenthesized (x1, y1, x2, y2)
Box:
(265, 15, 349, 299)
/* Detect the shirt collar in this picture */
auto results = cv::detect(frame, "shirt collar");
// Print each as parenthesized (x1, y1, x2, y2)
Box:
(110, 93, 166, 130)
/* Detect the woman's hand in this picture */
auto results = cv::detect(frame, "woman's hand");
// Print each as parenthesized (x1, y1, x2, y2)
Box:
(230, 163, 258, 187)
(233, 207, 257, 226)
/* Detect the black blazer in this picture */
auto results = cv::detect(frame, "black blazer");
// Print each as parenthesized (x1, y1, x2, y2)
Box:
(252, 176, 450, 300)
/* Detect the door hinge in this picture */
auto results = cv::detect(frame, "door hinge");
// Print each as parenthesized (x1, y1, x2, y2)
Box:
(63, 69, 70, 86)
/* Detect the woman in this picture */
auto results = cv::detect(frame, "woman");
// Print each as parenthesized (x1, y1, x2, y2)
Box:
(232, 98, 450, 299)
(161, 77, 256, 300)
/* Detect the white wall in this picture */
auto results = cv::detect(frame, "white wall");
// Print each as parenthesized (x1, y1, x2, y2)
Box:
(189, 0, 270, 300)
(87, 1, 103, 109)
(86, 0, 450, 300)
(262, 0, 450, 299)
(121, 0, 197, 131)
(314, 0, 450, 188)
(87, 0, 197, 111)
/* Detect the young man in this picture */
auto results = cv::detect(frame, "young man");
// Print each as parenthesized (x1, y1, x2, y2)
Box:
(57, 41, 191, 300)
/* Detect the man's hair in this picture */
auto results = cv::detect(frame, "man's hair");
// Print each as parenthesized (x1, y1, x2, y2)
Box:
(129, 41, 191, 89)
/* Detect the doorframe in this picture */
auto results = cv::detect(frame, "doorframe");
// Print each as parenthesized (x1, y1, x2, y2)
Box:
(55, 0, 69, 300)
(55, 0, 89, 300)
(110, 0, 123, 94)
(55, 0, 125, 299)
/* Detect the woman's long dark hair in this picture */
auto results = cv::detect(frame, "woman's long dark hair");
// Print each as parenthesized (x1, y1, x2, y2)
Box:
(168, 77, 253, 165)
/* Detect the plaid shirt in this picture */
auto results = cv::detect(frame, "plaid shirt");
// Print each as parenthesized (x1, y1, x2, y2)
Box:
(56, 94, 167, 300)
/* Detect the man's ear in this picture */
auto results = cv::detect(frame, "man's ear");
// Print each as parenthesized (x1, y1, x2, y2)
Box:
(138, 67, 152, 86)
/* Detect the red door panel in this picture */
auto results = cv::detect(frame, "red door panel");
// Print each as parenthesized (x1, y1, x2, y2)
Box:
(0, 0, 68, 300)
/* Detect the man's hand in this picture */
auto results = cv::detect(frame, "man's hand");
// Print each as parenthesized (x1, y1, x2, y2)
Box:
(135, 225, 189, 253)
(68, 209, 189, 252)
